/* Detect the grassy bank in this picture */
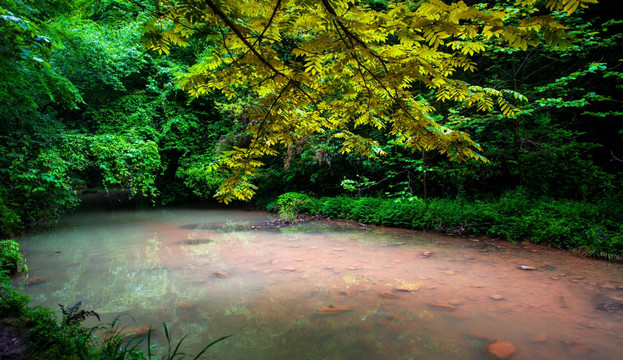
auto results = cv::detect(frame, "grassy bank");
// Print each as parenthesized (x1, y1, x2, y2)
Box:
(269, 189, 623, 260)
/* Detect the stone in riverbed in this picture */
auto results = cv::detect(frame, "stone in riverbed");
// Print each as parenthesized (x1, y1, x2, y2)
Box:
(421, 250, 433, 257)
(317, 305, 351, 315)
(380, 291, 399, 299)
(177, 301, 195, 309)
(393, 282, 422, 292)
(486, 340, 516, 359)
(179, 238, 212, 245)
(490, 294, 505, 301)
(429, 301, 456, 311)
(531, 332, 549, 343)
(519, 265, 536, 271)
(214, 271, 228, 278)
(599, 282, 617, 290)
(120, 326, 150, 338)
(25, 277, 46, 285)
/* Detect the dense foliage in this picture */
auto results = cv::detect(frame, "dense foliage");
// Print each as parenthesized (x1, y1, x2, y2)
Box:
(273, 189, 623, 258)
(146, 0, 606, 202)
(0, 0, 621, 245)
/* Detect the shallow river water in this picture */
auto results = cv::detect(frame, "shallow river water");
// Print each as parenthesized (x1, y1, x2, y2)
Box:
(16, 208, 623, 359)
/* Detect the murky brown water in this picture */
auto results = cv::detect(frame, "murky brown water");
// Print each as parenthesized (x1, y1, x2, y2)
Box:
(16, 208, 623, 359)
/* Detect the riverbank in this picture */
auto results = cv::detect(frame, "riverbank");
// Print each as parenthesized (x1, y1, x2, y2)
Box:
(267, 189, 623, 260)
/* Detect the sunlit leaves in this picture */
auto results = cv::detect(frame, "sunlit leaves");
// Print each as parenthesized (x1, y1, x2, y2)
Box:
(145, 0, 591, 202)
(90, 134, 162, 198)
(539, 0, 599, 15)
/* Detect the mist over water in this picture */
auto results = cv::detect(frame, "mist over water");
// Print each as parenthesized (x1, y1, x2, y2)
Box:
(18, 208, 623, 359)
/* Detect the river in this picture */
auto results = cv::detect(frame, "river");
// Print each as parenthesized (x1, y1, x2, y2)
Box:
(16, 207, 623, 359)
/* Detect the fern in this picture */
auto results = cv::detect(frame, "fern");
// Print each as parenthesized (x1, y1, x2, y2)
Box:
(58, 300, 100, 326)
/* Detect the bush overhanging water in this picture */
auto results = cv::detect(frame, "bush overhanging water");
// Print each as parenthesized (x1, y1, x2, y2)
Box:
(274, 190, 623, 260)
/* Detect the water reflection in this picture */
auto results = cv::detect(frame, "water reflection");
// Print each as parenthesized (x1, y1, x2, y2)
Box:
(17, 209, 623, 359)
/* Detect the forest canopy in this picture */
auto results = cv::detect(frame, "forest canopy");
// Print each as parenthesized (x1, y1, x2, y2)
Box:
(144, 0, 600, 202)
(0, 0, 621, 239)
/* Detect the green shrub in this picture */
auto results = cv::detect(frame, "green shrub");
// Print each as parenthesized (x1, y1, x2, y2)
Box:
(0, 239, 27, 275)
(379, 198, 426, 228)
(276, 192, 317, 219)
(277, 191, 623, 259)
(0, 240, 30, 317)
(349, 197, 383, 223)
(0, 281, 30, 317)
(320, 196, 355, 219)
(0, 191, 22, 236)
(577, 225, 623, 260)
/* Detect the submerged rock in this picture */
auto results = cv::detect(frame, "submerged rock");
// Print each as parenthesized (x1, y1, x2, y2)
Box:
(519, 266, 536, 271)
(393, 282, 422, 292)
(597, 300, 623, 312)
(422, 250, 433, 257)
(177, 302, 195, 309)
(24, 277, 46, 285)
(380, 291, 399, 299)
(429, 301, 457, 311)
(214, 271, 228, 278)
(531, 332, 549, 343)
(489, 294, 505, 301)
(486, 340, 516, 359)
(317, 305, 351, 315)
(120, 326, 150, 338)
(179, 238, 212, 245)
(599, 282, 617, 290)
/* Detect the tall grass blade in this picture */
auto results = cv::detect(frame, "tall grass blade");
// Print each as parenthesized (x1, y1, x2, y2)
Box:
(192, 335, 231, 360)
